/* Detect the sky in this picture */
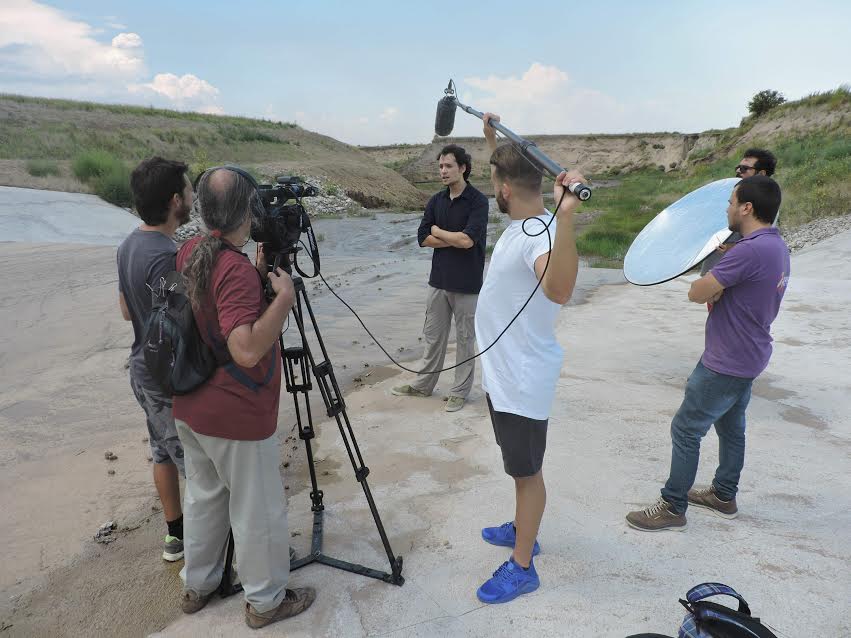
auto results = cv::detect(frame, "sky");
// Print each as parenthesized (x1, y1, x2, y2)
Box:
(1, 0, 850, 146)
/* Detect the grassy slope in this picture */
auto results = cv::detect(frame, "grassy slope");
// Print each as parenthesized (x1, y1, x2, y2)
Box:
(0, 94, 428, 210)
(576, 88, 851, 263)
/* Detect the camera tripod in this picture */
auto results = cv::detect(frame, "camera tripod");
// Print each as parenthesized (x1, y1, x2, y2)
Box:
(218, 275, 404, 597)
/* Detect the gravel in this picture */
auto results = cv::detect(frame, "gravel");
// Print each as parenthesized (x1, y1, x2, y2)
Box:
(781, 213, 851, 252)
(174, 174, 368, 243)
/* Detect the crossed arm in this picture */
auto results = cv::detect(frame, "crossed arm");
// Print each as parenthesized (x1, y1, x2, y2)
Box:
(688, 272, 725, 304)
(428, 225, 473, 249)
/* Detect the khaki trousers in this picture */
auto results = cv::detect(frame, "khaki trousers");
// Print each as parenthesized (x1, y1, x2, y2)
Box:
(176, 419, 290, 613)
(410, 286, 478, 398)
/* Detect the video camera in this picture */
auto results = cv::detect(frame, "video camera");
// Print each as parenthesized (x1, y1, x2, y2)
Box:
(252, 175, 320, 276)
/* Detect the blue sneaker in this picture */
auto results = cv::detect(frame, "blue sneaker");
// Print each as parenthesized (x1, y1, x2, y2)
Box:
(476, 557, 540, 604)
(481, 522, 541, 556)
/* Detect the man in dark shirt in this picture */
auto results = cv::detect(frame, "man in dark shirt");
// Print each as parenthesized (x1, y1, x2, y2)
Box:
(701, 148, 777, 275)
(117, 157, 193, 562)
(392, 144, 488, 412)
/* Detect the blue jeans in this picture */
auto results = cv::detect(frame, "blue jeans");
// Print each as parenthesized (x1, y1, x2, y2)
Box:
(661, 360, 754, 514)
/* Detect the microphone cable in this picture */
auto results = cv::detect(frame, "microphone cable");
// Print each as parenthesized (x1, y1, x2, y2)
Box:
(294, 136, 576, 375)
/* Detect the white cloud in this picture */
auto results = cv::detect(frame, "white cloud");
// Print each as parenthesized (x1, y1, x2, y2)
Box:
(133, 73, 219, 103)
(379, 106, 398, 121)
(455, 62, 628, 136)
(112, 32, 142, 49)
(129, 73, 223, 115)
(466, 63, 568, 102)
(0, 1, 222, 115)
(0, 1, 145, 80)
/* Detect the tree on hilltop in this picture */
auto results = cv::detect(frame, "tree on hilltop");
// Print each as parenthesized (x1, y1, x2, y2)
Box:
(748, 90, 786, 117)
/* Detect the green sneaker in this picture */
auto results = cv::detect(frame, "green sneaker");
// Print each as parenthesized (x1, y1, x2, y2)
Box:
(391, 384, 430, 397)
(163, 534, 184, 562)
(445, 396, 466, 412)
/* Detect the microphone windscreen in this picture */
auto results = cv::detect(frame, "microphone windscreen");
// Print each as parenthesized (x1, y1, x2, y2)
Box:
(435, 97, 456, 136)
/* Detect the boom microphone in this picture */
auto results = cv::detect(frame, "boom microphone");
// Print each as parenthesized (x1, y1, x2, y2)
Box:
(435, 95, 457, 137)
(433, 79, 592, 201)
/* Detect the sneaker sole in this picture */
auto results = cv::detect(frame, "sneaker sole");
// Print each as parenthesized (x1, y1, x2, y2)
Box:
(625, 518, 687, 532)
(688, 501, 739, 519)
(163, 550, 185, 562)
(390, 390, 428, 397)
(476, 580, 540, 604)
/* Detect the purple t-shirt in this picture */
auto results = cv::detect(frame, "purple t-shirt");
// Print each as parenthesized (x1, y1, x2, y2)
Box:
(702, 227, 790, 378)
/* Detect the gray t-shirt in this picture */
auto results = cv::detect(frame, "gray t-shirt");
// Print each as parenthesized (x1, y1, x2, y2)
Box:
(117, 228, 177, 386)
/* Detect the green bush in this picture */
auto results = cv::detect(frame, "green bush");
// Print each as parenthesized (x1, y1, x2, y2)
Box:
(748, 90, 786, 117)
(93, 163, 133, 207)
(72, 149, 123, 182)
(26, 159, 61, 177)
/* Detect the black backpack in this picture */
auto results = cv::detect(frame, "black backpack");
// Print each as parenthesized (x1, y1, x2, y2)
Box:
(627, 582, 779, 638)
(143, 271, 225, 396)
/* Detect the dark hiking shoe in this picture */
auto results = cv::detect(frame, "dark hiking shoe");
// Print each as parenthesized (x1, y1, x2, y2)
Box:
(245, 587, 316, 629)
(626, 498, 687, 532)
(688, 485, 738, 519)
(181, 589, 214, 614)
(391, 384, 430, 397)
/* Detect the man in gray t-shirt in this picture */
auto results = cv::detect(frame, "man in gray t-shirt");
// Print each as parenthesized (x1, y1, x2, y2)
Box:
(117, 157, 193, 562)
(700, 148, 777, 275)
(117, 228, 177, 384)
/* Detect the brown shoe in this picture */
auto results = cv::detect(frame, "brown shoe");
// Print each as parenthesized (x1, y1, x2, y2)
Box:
(688, 485, 738, 519)
(245, 587, 316, 629)
(626, 498, 687, 532)
(181, 589, 215, 614)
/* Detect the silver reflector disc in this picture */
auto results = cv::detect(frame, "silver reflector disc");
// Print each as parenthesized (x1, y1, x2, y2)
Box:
(623, 177, 740, 286)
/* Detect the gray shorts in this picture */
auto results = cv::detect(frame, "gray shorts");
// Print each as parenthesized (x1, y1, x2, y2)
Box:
(486, 395, 548, 478)
(129, 375, 185, 476)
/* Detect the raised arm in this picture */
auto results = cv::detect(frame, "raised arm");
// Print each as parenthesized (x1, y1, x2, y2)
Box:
(533, 170, 584, 305)
(483, 112, 500, 154)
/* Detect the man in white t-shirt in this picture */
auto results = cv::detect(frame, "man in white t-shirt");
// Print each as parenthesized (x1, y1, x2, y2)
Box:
(473, 113, 586, 604)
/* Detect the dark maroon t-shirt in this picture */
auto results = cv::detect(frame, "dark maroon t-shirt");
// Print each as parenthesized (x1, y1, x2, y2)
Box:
(173, 236, 281, 440)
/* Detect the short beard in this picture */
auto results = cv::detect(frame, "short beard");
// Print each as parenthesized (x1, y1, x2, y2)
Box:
(728, 219, 741, 234)
(496, 191, 510, 215)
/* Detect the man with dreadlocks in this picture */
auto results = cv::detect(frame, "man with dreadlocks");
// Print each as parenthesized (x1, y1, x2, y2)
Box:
(173, 167, 316, 629)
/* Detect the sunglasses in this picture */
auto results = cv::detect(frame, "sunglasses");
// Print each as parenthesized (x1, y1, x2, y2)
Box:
(735, 164, 757, 173)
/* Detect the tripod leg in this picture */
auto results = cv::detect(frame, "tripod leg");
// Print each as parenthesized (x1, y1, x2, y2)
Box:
(288, 278, 404, 585)
(218, 530, 243, 596)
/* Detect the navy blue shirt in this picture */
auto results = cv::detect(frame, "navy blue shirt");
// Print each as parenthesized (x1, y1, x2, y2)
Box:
(417, 184, 489, 294)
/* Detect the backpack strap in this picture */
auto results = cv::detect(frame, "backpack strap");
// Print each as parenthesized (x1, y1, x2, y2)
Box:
(683, 583, 751, 615)
(223, 353, 278, 392)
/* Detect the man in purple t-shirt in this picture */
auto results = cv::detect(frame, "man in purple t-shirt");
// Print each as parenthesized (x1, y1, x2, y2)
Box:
(627, 175, 790, 531)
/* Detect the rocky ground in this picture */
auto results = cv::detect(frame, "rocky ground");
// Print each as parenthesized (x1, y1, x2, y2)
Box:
(781, 212, 851, 252)
(174, 174, 370, 242)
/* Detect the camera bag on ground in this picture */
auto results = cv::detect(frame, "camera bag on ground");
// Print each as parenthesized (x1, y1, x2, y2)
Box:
(626, 582, 779, 638)
(143, 270, 225, 396)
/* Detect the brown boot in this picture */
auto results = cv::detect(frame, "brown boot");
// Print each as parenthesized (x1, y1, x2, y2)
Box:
(181, 589, 215, 614)
(626, 498, 687, 531)
(688, 485, 738, 519)
(245, 587, 316, 629)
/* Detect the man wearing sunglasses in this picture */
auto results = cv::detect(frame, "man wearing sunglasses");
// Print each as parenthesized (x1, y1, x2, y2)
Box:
(701, 148, 777, 275)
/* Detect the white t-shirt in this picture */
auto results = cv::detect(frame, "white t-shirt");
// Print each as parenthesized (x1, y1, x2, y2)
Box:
(475, 212, 564, 420)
